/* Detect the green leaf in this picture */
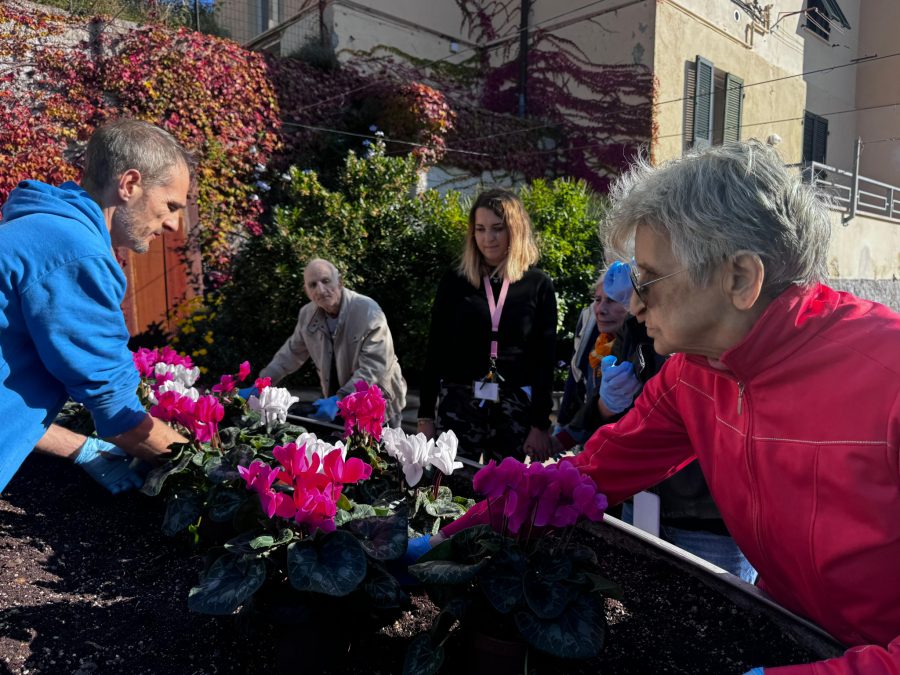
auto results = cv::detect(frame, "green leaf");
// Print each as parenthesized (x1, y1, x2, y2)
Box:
(514, 593, 606, 659)
(287, 531, 367, 596)
(207, 487, 245, 522)
(187, 553, 266, 616)
(343, 510, 408, 560)
(424, 497, 467, 519)
(218, 426, 240, 450)
(402, 633, 444, 675)
(409, 558, 486, 585)
(162, 490, 203, 537)
(480, 547, 526, 614)
(362, 562, 406, 609)
(204, 455, 240, 484)
(140, 451, 193, 497)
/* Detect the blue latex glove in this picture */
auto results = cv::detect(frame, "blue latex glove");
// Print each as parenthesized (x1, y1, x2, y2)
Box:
(311, 395, 340, 421)
(604, 260, 633, 306)
(402, 534, 433, 565)
(238, 386, 258, 399)
(74, 437, 143, 494)
(743, 669, 765, 675)
(599, 355, 642, 413)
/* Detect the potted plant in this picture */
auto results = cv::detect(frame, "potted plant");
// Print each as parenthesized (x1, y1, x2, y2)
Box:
(404, 457, 621, 675)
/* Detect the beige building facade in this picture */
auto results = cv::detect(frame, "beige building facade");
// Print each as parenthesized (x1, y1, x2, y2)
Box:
(218, 0, 898, 279)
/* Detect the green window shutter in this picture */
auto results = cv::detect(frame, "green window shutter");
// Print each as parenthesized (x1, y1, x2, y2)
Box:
(723, 73, 743, 143)
(693, 56, 714, 149)
(803, 111, 828, 164)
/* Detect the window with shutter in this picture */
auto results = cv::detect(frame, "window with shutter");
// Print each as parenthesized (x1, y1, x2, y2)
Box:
(803, 111, 828, 164)
(722, 73, 743, 143)
(693, 56, 714, 150)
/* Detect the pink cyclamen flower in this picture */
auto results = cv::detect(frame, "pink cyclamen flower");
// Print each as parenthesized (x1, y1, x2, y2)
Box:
(238, 460, 278, 493)
(212, 374, 238, 393)
(255, 376, 272, 392)
(132, 348, 158, 378)
(238, 361, 251, 382)
(337, 380, 387, 441)
(473, 456, 526, 500)
(190, 395, 225, 443)
(150, 389, 194, 426)
(323, 448, 372, 485)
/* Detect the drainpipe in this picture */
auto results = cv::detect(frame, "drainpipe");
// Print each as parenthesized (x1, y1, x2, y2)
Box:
(517, 0, 531, 118)
(843, 137, 861, 226)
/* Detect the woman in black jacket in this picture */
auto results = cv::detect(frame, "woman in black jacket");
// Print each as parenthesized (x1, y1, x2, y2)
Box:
(417, 189, 557, 463)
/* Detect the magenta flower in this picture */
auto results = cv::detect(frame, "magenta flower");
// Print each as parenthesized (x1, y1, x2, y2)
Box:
(255, 376, 272, 392)
(323, 449, 372, 485)
(238, 361, 251, 382)
(150, 389, 194, 426)
(132, 348, 158, 378)
(212, 374, 238, 393)
(337, 381, 387, 441)
(473, 457, 526, 499)
(190, 395, 225, 443)
(238, 460, 278, 493)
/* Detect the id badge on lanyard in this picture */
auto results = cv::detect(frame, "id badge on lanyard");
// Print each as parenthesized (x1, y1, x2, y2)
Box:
(473, 275, 509, 404)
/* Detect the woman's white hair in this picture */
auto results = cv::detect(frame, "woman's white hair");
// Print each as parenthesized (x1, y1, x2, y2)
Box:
(604, 140, 832, 295)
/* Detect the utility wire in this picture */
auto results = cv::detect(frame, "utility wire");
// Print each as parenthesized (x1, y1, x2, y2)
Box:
(455, 51, 900, 146)
(502, 100, 900, 158)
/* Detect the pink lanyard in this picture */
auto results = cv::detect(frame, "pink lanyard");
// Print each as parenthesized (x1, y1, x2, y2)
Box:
(483, 275, 510, 360)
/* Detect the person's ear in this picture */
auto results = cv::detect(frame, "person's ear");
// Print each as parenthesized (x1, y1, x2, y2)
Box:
(116, 169, 142, 203)
(723, 251, 765, 311)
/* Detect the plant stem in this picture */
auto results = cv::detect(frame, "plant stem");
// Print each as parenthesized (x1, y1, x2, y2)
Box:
(432, 471, 443, 501)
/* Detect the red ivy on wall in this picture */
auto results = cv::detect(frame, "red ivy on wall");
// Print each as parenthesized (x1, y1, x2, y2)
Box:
(0, 3, 280, 277)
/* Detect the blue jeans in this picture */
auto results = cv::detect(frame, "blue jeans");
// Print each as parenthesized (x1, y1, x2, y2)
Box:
(622, 502, 758, 584)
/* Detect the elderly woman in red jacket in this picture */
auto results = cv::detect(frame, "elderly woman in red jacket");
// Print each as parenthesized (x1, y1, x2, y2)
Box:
(419, 140, 900, 675)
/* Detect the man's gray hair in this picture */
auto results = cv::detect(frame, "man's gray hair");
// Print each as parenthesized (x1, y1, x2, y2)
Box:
(305, 258, 341, 280)
(604, 140, 831, 296)
(82, 119, 194, 192)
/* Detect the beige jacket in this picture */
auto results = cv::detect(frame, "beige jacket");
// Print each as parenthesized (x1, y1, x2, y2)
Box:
(260, 289, 407, 423)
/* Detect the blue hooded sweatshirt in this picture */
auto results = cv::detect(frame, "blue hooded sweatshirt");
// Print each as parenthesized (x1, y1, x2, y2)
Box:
(0, 180, 146, 492)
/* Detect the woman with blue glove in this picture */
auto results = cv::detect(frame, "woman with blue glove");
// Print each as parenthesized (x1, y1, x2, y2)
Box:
(256, 258, 407, 427)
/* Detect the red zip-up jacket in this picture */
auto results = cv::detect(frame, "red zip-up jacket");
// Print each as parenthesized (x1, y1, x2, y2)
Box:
(570, 283, 900, 674)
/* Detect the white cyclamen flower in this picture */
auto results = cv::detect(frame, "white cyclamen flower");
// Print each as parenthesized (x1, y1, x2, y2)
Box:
(295, 431, 347, 472)
(249, 386, 299, 425)
(153, 362, 200, 388)
(382, 427, 433, 487)
(148, 379, 200, 404)
(429, 430, 463, 476)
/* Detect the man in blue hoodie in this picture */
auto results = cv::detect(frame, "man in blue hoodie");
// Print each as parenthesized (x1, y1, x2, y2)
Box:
(0, 119, 192, 495)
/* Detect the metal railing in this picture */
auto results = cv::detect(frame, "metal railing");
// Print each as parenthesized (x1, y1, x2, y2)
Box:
(791, 160, 900, 225)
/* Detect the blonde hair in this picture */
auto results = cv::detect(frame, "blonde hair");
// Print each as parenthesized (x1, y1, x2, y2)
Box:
(458, 189, 539, 286)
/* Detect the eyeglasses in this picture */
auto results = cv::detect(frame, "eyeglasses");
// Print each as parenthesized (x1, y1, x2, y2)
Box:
(629, 265, 687, 306)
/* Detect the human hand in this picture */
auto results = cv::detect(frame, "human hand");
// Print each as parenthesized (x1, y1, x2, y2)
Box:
(238, 386, 259, 399)
(599, 355, 642, 413)
(604, 260, 633, 306)
(523, 426, 552, 462)
(417, 419, 436, 439)
(311, 395, 340, 421)
(74, 437, 143, 494)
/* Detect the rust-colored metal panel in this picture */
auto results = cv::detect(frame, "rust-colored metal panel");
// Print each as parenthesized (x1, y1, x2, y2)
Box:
(119, 202, 202, 337)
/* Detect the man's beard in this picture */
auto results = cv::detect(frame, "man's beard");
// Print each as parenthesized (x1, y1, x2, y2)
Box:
(115, 205, 150, 253)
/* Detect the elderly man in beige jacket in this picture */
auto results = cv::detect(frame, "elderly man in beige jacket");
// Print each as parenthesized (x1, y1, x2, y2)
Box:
(259, 258, 407, 426)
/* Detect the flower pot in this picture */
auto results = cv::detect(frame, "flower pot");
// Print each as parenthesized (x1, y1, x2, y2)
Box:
(468, 630, 528, 675)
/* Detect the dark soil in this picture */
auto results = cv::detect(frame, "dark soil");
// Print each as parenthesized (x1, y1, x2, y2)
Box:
(0, 454, 836, 674)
